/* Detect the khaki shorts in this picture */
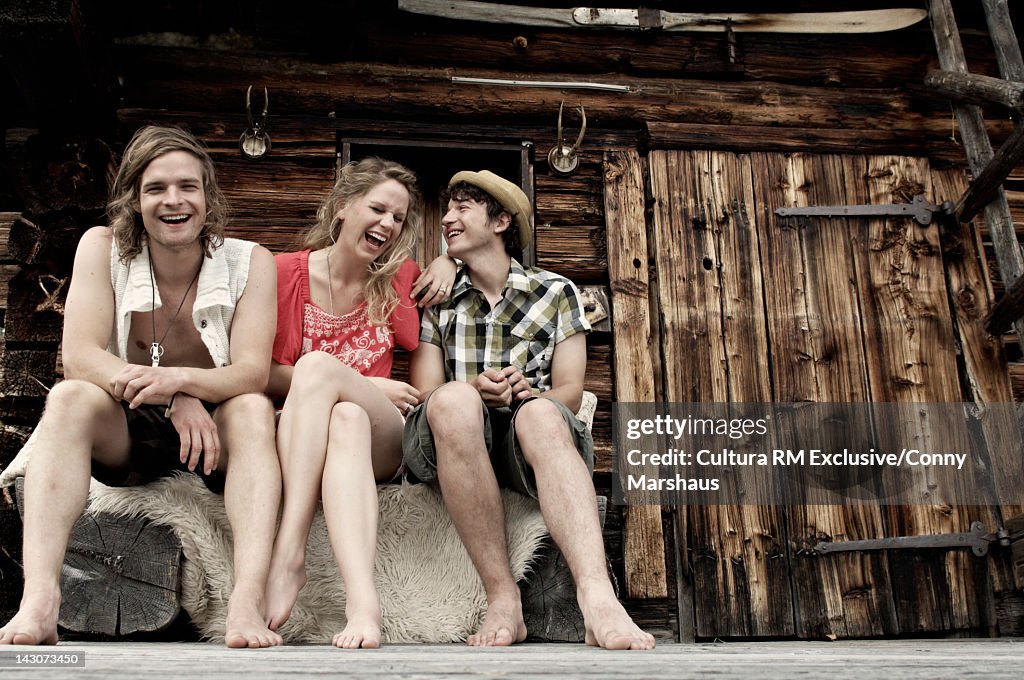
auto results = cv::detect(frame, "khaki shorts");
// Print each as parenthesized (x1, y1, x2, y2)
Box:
(402, 393, 594, 498)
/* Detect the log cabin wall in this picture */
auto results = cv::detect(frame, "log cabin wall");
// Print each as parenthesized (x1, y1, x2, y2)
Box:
(2, 0, 1024, 640)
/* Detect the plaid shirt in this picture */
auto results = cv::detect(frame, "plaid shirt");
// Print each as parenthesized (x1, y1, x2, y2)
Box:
(421, 258, 590, 392)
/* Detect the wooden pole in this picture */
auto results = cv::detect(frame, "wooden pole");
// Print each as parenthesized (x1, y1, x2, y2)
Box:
(957, 123, 1024, 222)
(985, 274, 1024, 336)
(982, 0, 1024, 83)
(924, 69, 1024, 109)
(929, 0, 1024, 354)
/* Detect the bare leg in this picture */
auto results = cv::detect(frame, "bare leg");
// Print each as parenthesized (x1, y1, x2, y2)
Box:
(0, 381, 130, 646)
(515, 398, 655, 650)
(216, 393, 283, 648)
(428, 382, 526, 647)
(322, 401, 395, 649)
(265, 352, 402, 632)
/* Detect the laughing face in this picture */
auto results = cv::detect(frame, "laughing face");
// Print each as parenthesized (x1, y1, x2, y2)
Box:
(136, 150, 207, 252)
(335, 178, 410, 262)
(441, 196, 508, 260)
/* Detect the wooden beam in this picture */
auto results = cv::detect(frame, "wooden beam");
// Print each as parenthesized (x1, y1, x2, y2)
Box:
(984, 272, 1024, 335)
(924, 70, 1024, 110)
(957, 123, 1024, 222)
(645, 121, 969, 162)
(983, 0, 1024, 83)
(603, 150, 668, 599)
(929, 0, 1024, 355)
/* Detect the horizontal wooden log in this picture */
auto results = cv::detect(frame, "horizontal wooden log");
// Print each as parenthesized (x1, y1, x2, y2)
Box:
(115, 45, 983, 139)
(153, 11, 1006, 87)
(957, 123, 1024, 222)
(924, 69, 1024, 109)
(4, 271, 65, 342)
(13, 478, 182, 636)
(535, 224, 607, 284)
(1009, 362, 1024, 400)
(0, 212, 17, 261)
(0, 348, 56, 397)
(0, 264, 17, 312)
(645, 121, 973, 161)
(210, 155, 336, 252)
(118, 109, 644, 151)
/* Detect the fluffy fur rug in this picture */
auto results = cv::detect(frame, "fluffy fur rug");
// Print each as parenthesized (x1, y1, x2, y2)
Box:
(87, 475, 547, 643)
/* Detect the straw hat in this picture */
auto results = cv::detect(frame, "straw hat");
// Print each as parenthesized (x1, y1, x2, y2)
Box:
(449, 170, 533, 248)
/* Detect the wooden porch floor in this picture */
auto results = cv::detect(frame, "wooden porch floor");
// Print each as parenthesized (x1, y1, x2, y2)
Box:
(2, 639, 1023, 678)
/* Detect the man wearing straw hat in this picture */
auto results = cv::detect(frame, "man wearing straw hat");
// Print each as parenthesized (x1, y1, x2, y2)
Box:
(403, 170, 655, 650)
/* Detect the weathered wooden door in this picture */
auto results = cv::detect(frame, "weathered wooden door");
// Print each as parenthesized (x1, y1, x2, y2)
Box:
(605, 148, 1023, 639)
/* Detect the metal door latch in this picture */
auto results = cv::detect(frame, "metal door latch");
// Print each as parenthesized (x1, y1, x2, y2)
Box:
(812, 521, 1009, 557)
(775, 194, 954, 226)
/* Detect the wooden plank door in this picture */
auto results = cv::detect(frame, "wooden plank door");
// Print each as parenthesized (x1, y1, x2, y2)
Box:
(649, 150, 794, 637)
(631, 149, 1016, 638)
(751, 151, 897, 637)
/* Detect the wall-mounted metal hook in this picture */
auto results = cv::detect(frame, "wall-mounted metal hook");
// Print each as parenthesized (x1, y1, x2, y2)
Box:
(240, 85, 271, 159)
(547, 101, 586, 176)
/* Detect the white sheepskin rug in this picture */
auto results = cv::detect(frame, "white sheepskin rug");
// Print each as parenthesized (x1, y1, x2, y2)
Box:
(83, 474, 547, 643)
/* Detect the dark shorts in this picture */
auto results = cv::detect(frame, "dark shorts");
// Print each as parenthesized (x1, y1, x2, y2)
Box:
(90, 401, 225, 493)
(402, 393, 595, 498)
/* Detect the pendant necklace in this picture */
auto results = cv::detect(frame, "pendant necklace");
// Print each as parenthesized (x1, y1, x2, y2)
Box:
(148, 246, 202, 367)
(325, 245, 336, 315)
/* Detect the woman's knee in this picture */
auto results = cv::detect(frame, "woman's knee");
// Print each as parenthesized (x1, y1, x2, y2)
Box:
(293, 351, 357, 387)
(329, 401, 371, 437)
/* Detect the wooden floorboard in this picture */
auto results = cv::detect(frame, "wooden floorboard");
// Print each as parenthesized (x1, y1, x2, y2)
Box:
(2, 640, 1023, 678)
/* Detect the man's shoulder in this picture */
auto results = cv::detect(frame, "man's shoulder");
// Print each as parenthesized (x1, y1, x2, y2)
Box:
(519, 263, 580, 295)
(218, 236, 259, 256)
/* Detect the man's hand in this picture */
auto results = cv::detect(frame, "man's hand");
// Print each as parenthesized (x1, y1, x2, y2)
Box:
(502, 366, 533, 402)
(368, 377, 422, 415)
(472, 366, 530, 407)
(168, 394, 221, 475)
(110, 365, 184, 408)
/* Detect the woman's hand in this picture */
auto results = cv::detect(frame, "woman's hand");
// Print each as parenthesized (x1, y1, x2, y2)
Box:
(412, 254, 457, 308)
(368, 377, 422, 414)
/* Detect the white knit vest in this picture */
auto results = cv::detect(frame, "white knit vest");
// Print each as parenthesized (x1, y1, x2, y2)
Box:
(109, 238, 256, 367)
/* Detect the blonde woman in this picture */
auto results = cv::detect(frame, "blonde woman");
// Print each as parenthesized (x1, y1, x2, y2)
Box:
(265, 157, 453, 648)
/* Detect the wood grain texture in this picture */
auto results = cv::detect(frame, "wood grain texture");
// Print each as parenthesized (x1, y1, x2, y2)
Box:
(753, 151, 896, 639)
(847, 154, 997, 633)
(603, 149, 667, 599)
(932, 166, 1024, 592)
(650, 150, 792, 638)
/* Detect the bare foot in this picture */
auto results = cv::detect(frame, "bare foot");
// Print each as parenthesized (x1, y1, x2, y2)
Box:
(264, 554, 307, 631)
(467, 593, 527, 647)
(0, 590, 61, 645)
(579, 584, 655, 650)
(331, 613, 381, 649)
(224, 591, 283, 648)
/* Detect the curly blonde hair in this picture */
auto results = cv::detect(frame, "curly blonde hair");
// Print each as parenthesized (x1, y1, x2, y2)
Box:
(305, 157, 423, 326)
(107, 126, 227, 263)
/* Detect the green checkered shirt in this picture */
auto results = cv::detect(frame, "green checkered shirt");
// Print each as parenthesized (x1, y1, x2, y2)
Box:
(420, 258, 590, 392)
